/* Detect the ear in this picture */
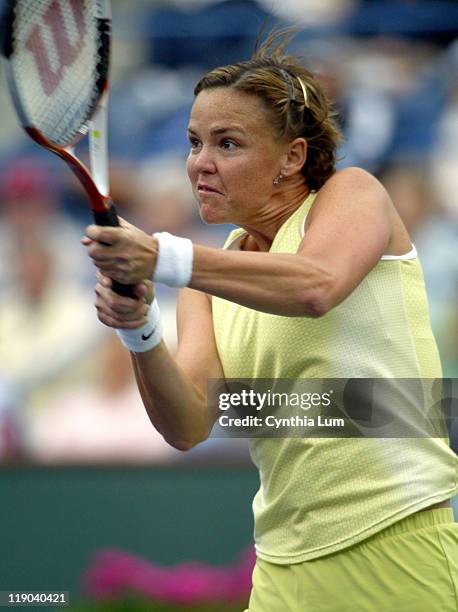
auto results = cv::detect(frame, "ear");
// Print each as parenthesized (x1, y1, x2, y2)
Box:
(282, 138, 307, 178)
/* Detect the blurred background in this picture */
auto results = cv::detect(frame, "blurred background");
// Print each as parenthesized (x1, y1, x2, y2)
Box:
(0, 0, 457, 607)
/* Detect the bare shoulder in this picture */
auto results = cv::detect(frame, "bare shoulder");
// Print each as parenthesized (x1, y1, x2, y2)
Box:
(332, 166, 379, 182)
(306, 166, 392, 229)
(317, 166, 391, 202)
(300, 165, 394, 262)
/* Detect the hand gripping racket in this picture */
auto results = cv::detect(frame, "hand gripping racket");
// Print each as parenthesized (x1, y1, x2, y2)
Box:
(0, 0, 135, 297)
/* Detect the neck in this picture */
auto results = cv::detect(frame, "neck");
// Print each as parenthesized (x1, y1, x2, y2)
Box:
(241, 179, 310, 252)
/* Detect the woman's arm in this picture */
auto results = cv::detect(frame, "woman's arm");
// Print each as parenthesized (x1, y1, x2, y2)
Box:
(86, 168, 393, 317)
(95, 280, 223, 450)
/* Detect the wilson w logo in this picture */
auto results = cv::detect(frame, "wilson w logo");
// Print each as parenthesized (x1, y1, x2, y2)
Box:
(26, 0, 86, 96)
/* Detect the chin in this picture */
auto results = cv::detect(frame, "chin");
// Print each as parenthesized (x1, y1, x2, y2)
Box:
(199, 203, 229, 225)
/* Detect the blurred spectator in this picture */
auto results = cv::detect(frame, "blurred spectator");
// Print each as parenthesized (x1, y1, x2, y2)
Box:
(295, 37, 396, 172)
(0, 158, 93, 294)
(431, 38, 458, 220)
(345, 1, 458, 45)
(27, 334, 179, 464)
(258, 0, 354, 26)
(146, 0, 268, 69)
(380, 163, 458, 376)
(108, 67, 195, 161)
(0, 234, 101, 398)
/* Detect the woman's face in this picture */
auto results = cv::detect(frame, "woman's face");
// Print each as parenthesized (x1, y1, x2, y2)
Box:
(186, 87, 287, 226)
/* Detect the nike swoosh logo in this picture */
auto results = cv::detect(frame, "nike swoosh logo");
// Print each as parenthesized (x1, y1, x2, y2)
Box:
(141, 326, 156, 341)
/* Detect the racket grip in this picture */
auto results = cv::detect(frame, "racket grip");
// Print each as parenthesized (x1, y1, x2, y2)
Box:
(111, 279, 137, 298)
(93, 204, 121, 228)
(92, 205, 137, 299)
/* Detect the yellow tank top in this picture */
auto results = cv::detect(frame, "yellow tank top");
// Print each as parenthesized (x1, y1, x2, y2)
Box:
(212, 192, 458, 563)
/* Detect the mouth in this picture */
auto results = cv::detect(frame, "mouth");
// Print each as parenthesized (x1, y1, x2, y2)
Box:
(197, 183, 222, 195)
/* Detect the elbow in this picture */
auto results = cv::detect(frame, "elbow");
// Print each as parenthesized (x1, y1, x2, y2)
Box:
(165, 431, 209, 452)
(303, 290, 332, 318)
(167, 439, 197, 452)
(298, 270, 336, 318)
(167, 440, 194, 452)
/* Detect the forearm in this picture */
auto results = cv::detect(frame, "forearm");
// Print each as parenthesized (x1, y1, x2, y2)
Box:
(87, 228, 331, 315)
(130, 341, 211, 451)
(190, 245, 334, 316)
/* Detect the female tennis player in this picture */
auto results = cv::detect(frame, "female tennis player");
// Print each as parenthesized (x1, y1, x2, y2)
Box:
(84, 33, 458, 611)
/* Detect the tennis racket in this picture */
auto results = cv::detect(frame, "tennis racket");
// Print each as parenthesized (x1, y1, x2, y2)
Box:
(0, 0, 134, 297)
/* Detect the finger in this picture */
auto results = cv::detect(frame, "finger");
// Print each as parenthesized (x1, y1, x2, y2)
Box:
(81, 236, 92, 246)
(85, 224, 122, 245)
(119, 320, 149, 329)
(86, 239, 121, 262)
(117, 216, 132, 230)
(110, 301, 148, 317)
(133, 279, 155, 303)
(97, 310, 148, 330)
(96, 306, 147, 324)
(91, 260, 118, 274)
(95, 283, 147, 315)
(94, 295, 148, 324)
(133, 283, 148, 300)
(95, 294, 148, 328)
(143, 279, 155, 303)
(98, 268, 137, 286)
(97, 272, 112, 288)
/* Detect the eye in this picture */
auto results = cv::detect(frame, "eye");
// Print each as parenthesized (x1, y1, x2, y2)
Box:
(220, 139, 238, 150)
(188, 136, 201, 149)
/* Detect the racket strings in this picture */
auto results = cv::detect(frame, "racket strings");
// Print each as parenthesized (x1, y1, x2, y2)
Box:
(11, 0, 105, 147)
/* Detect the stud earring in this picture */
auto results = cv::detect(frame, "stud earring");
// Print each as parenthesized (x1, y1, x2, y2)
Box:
(273, 173, 283, 185)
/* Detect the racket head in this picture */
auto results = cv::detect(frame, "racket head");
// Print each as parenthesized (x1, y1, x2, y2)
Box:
(1, 0, 136, 299)
(1, 0, 111, 150)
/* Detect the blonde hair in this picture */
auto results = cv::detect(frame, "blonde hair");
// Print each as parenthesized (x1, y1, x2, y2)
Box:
(194, 30, 342, 191)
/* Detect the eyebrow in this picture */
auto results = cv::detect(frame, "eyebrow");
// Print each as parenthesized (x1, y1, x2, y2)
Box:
(187, 126, 246, 136)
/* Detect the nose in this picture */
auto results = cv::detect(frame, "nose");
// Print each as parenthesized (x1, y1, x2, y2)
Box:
(190, 144, 217, 175)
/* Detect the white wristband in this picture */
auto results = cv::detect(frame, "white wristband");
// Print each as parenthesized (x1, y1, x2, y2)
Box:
(153, 232, 193, 287)
(116, 299, 162, 353)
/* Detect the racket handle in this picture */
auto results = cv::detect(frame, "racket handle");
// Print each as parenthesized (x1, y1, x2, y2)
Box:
(92, 205, 137, 299)
(110, 279, 136, 298)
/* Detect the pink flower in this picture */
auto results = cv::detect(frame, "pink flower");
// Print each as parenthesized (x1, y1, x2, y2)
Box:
(82, 547, 256, 605)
